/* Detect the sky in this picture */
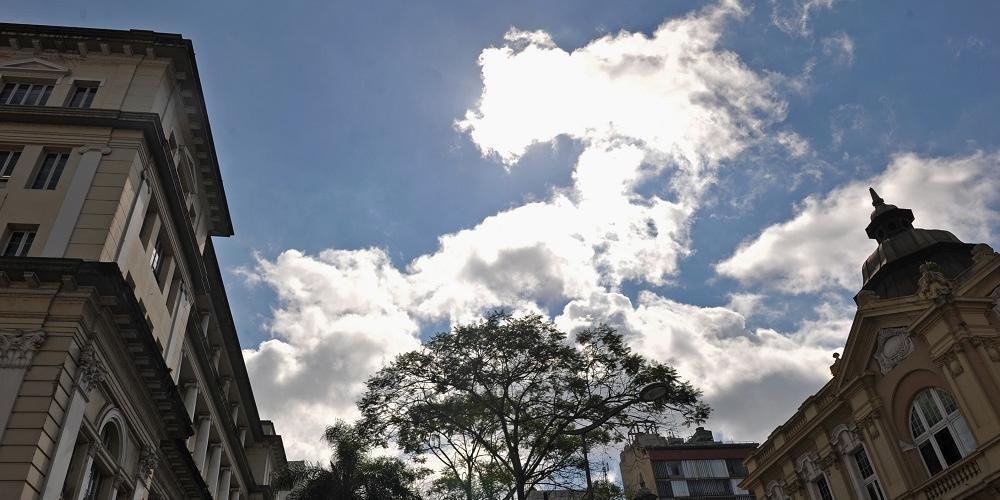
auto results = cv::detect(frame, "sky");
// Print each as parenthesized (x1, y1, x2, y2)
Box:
(7, 0, 1000, 471)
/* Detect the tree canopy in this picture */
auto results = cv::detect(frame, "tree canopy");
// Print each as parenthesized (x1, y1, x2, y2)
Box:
(271, 421, 425, 500)
(359, 312, 709, 500)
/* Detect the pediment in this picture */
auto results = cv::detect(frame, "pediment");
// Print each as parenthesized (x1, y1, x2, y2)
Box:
(0, 58, 70, 75)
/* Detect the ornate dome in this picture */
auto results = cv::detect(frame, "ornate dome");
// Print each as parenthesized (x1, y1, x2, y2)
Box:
(859, 189, 974, 299)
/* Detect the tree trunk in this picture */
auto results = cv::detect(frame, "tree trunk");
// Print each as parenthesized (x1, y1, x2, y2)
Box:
(581, 434, 593, 500)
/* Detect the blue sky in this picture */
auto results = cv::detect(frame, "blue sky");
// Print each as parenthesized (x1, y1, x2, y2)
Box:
(8, 0, 1000, 468)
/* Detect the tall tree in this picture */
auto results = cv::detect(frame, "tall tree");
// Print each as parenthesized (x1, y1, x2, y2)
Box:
(271, 421, 424, 500)
(359, 312, 709, 500)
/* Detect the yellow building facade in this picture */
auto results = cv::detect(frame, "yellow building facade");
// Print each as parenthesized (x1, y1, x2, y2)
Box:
(0, 24, 286, 499)
(742, 191, 1000, 500)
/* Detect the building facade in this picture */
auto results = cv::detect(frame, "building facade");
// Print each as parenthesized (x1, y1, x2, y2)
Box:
(620, 427, 756, 499)
(741, 191, 1000, 499)
(0, 24, 286, 499)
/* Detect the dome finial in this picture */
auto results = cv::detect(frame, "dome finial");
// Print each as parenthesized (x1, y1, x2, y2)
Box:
(869, 187, 885, 207)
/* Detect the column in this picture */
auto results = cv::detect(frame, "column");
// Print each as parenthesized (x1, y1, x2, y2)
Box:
(114, 172, 151, 265)
(41, 146, 112, 257)
(216, 467, 232, 500)
(0, 330, 45, 441)
(193, 417, 212, 470)
(238, 427, 247, 447)
(107, 472, 125, 500)
(42, 346, 106, 500)
(132, 447, 161, 500)
(205, 444, 223, 493)
(183, 383, 199, 419)
(229, 490, 241, 500)
(230, 403, 239, 426)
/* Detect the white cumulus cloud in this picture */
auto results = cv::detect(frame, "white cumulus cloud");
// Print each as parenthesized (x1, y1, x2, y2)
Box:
(242, 1, 831, 461)
(716, 151, 1000, 293)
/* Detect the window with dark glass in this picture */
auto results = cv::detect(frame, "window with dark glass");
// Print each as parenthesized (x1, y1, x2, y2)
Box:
(30, 152, 69, 190)
(687, 478, 732, 496)
(655, 479, 673, 498)
(727, 458, 749, 477)
(0, 150, 21, 178)
(814, 476, 833, 500)
(653, 460, 683, 478)
(3, 228, 35, 256)
(0, 81, 53, 105)
(852, 448, 884, 500)
(67, 83, 98, 108)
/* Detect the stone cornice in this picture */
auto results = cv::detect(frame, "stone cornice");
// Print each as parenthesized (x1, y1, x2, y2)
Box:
(0, 257, 193, 438)
(0, 22, 232, 236)
(0, 105, 210, 296)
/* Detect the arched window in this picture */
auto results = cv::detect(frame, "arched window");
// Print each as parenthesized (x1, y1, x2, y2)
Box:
(909, 388, 976, 476)
(81, 411, 129, 500)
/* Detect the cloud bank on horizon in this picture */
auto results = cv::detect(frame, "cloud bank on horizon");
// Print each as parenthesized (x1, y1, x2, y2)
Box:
(240, 1, 1000, 461)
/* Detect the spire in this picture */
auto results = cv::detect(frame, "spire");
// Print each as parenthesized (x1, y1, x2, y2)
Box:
(865, 189, 914, 242)
(869, 187, 884, 207)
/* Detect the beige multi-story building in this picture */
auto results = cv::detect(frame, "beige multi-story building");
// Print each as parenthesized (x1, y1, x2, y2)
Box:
(620, 428, 756, 499)
(741, 190, 1000, 499)
(0, 24, 287, 499)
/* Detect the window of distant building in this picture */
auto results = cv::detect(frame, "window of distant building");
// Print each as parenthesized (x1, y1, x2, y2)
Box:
(2, 226, 36, 256)
(0, 149, 21, 179)
(67, 82, 99, 108)
(0, 81, 53, 105)
(30, 151, 70, 190)
(910, 388, 975, 476)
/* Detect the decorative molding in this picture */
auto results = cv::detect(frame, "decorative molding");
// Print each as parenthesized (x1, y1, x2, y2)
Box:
(934, 345, 964, 377)
(917, 261, 953, 301)
(971, 243, 996, 266)
(0, 57, 70, 76)
(0, 329, 46, 368)
(78, 145, 113, 156)
(856, 410, 881, 439)
(138, 446, 161, 480)
(855, 290, 879, 308)
(76, 345, 106, 394)
(818, 451, 841, 472)
(830, 424, 863, 455)
(874, 327, 914, 374)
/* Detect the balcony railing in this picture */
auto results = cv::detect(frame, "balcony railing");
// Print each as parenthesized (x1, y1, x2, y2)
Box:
(923, 454, 981, 499)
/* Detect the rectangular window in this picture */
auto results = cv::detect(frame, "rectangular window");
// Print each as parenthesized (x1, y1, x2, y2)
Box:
(150, 235, 164, 277)
(655, 479, 673, 498)
(653, 460, 683, 478)
(67, 83, 98, 109)
(0, 150, 21, 178)
(3, 228, 36, 256)
(0, 82, 53, 105)
(814, 476, 834, 500)
(853, 450, 874, 479)
(934, 428, 963, 466)
(687, 478, 733, 496)
(30, 152, 70, 190)
(726, 458, 749, 477)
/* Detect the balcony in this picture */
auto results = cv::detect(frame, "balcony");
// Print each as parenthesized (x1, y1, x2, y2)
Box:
(921, 452, 982, 499)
